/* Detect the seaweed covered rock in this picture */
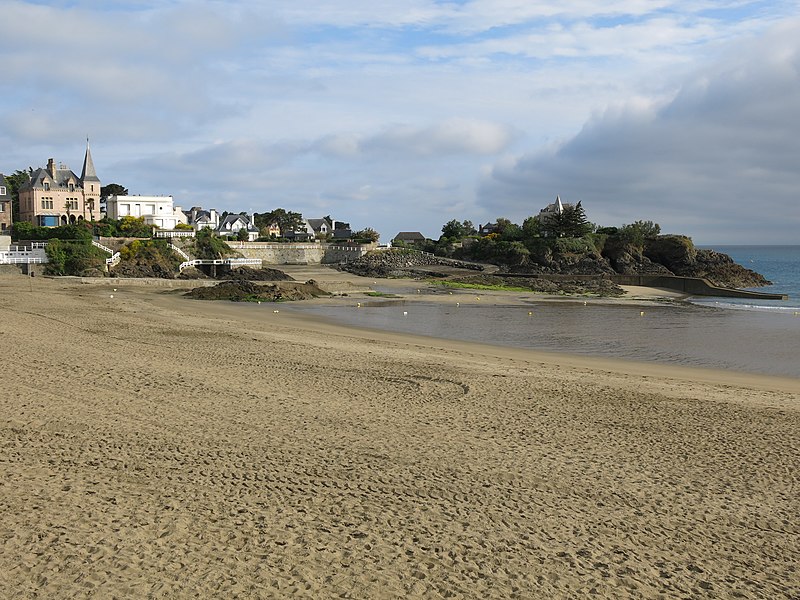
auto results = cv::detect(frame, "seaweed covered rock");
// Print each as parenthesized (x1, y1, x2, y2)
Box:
(184, 280, 329, 302)
(218, 266, 295, 281)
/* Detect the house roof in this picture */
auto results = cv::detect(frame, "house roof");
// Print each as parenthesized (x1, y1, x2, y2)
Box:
(307, 218, 331, 232)
(217, 214, 259, 232)
(393, 231, 426, 242)
(20, 166, 81, 192)
(80, 140, 100, 183)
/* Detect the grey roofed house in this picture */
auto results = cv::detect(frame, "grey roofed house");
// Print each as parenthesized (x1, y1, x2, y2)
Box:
(392, 231, 426, 243)
(306, 217, 332, 235)
(215, 213, 260, 240)
(184, 206, 219, 229)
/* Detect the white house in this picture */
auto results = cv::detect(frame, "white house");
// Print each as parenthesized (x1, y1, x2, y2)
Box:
(538, 195, 574, 223)
(106, 195, 188, 230)
(215, 213, 260, 241)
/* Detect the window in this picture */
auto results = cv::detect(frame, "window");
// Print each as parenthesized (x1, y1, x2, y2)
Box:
(0, 186, 6, 195)
(69, 183, 74, 192)
(0, 202, 5, 212)
(43, 182, 50, 191)
(41, 198, 54, 210)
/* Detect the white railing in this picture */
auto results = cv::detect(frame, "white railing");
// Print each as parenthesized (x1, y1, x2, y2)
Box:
(226, 242, 321, 250)
(106, 252, 121, 266)
(168, 243, 192, 261)
(92, 239, 115, 254)
(154, 230, 196, 238)
(179, 258, 262, 271)
(0, 253, 48, 264)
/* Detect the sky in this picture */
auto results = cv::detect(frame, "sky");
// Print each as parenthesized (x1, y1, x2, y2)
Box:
(1, 1, 799, 244)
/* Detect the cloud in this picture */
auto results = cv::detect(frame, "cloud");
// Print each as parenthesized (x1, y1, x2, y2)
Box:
(479, 19, 800, 243)
(315, 118, 513, 158)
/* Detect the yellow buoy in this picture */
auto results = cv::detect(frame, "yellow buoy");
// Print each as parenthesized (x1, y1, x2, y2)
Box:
(528, 311, 532, 316)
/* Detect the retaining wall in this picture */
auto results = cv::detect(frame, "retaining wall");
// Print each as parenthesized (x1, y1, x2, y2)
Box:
(226, 243, 373, 265)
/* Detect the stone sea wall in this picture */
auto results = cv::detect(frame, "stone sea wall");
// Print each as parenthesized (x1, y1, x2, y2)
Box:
(226, 242, 374, 265)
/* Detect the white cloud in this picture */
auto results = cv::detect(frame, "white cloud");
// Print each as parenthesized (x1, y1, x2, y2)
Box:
(2, 1, 798, 241)
(479, 19, 800, 243)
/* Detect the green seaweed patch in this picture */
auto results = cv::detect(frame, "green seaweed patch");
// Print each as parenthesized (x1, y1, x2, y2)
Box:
(428, 280, 533, 292)
(365, 291, 401, 298)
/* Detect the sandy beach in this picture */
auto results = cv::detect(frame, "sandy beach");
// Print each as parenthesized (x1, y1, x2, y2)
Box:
(1, 271, 798, 598)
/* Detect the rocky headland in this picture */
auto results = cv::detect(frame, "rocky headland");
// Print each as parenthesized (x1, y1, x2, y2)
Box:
(343, 235, 769, 291)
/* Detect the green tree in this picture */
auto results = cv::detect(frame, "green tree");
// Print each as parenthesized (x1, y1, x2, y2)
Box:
(522, 216, 543, 240)
(493, 217, 513, 235)
(354, 227, 379, 243)
(193, 227, 232, 259)
(441, 219, 476, 240)
(5, 170, 30, 223)
(11, 220, 38, 241)
(563, 201, 593, 238)
(100, 183, 128, 201)
(236, 227, 250, 242)
(618, 220, 661, 247)
(117, 216, 153, 237)
(44, 239, 105, 276)
(254, 209, 304, 235)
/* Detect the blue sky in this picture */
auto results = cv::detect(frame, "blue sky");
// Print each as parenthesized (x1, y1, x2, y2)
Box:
(2, 1, 799, 243)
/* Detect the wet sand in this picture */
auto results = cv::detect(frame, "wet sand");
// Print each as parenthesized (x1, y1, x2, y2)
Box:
(1, 272, 798, 598)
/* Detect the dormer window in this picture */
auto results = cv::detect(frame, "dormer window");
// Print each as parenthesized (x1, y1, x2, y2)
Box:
(69, 183, 74, 192)
(43, 182, 50, 191)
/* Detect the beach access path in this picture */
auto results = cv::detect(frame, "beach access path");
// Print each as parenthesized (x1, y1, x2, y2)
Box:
(0, 272, 797, 598)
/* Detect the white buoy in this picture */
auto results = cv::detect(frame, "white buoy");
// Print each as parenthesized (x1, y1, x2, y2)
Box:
(113, 288, 117, 292)
(403, 311, 408, 316)
(357, 302, 361, 308)
(640, 311, 645, 317)
(528, 311, 532, 316)
(109, 294, 114, 298)
(456, 302, 460, 307)
(273, 310, 279, 313)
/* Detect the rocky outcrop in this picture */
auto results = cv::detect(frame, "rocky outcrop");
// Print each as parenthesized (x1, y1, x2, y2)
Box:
(340, 250, 483, 278)
(184, 280, 329, 302)
(675, 249, 770, 288)
(639, 235, 769, 288)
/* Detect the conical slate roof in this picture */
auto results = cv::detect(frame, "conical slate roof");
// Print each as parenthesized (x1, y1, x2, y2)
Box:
(80, 139, 100, 183)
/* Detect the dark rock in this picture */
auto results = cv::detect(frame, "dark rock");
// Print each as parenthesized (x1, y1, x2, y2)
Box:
(184, 280, 330, 302)
(340, 250, 484, 279)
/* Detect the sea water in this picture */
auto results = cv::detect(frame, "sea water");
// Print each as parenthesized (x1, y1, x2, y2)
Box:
(693, 245, 800, 311)
(285, 246, 800, 378)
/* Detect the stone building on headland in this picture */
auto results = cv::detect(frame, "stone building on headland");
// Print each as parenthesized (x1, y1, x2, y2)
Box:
(18, 141, 101, 226)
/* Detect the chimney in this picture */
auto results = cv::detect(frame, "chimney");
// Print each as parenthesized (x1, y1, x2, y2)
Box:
(48, 158, 56, 179)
